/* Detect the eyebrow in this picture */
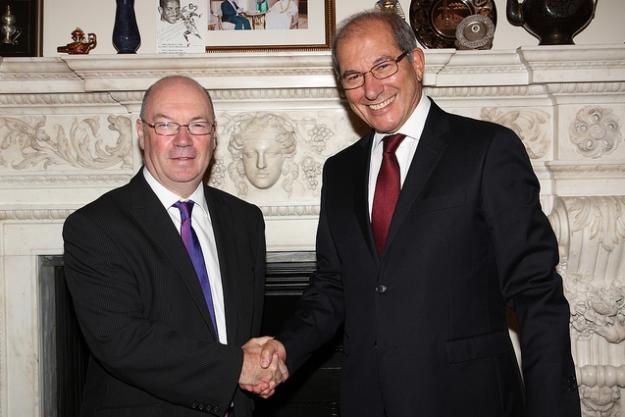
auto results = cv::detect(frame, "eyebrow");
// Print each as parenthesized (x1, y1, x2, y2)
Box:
(151, 113, 212, 122)
(341, 54, 397, 75)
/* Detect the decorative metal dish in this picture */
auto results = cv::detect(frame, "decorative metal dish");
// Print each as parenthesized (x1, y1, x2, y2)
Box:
(409, 0, 497, 49)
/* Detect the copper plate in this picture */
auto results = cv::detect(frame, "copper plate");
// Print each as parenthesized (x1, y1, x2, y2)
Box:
(409, 0, 497, 49)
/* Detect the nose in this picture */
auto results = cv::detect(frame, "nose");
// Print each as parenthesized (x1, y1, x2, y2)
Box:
(256, 151, 267, 169)
(362, 72, 384, 100)
(173, 127, 192, 146)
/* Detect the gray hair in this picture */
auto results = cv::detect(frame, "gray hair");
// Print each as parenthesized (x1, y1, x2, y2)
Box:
(331, 10, 417, 77)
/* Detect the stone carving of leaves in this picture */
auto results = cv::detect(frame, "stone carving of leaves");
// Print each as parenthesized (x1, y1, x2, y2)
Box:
(0, 115, 132, 170)
(566, 196, 625, 251)
(570, 106, 622, 159)
(567, 277, 625, 343)
(480, 107, 549, 159)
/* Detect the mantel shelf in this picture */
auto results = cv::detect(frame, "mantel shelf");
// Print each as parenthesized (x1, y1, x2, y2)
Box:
(2, 44, 625, 93)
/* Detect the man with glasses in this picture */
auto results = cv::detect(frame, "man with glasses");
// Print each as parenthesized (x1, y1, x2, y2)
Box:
(63, 75, 286, 417)
(251, 11, 581, 417)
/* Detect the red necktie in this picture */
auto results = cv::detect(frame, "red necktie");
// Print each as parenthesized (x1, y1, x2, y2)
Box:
(371, 134, 405, 256)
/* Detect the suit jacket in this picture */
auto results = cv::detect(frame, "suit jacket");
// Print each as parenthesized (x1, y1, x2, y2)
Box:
(63, 171, 266, 417)
(278, 101, 581, 417)
(221, 1, 239, 22)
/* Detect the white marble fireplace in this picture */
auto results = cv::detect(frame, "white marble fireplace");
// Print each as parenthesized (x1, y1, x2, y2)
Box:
(1, 46, 625, 416)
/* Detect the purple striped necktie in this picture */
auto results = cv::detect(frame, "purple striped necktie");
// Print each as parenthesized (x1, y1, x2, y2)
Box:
(173, 200, 219, 337)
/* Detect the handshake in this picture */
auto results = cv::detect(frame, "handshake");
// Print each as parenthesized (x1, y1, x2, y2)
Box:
(238, 336, 288, 398)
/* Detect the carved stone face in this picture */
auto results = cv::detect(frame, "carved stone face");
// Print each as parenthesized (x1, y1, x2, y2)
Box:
(241, 127, 286, 189)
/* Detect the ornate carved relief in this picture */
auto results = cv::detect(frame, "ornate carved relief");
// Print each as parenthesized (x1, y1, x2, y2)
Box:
(214, 111, 337, 200)
(481, 107, 550, 158)
(569, 107, 622, 159)
(549, 196, 625, 416)
(424, 85, 541, 97)
(0, 92, 118, 106)
(0, 115, 133, 170)
(579, 384, 622, 417)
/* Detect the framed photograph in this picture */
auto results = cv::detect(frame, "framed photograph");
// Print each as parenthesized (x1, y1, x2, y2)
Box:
(206, 0, 334, 52)
(0, 0, 43, 57)
(157, 0, 208, 53)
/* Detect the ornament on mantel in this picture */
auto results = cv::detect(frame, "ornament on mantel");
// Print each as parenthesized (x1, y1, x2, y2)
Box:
(112, 0, 141, 53)
(57, 27, 97, 54)
(506, 0, 597, 45)
(1, 4, 22, 45)
(374, 0, 406, 19)
(409, 0, 497, 49)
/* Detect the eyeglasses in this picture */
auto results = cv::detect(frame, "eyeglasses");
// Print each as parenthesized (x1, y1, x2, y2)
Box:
(340, 50, 410, 90)
(142, 119, 215, 136)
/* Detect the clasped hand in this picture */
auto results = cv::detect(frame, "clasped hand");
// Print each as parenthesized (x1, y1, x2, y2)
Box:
(239, 336, 288, 398)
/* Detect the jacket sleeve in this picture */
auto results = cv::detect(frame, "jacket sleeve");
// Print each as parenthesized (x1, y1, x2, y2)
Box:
(278, 162, 346, 373)
(481, 127, 581, 417)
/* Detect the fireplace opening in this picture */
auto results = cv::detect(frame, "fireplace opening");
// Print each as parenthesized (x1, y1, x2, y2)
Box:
(39, 251, 343, 417)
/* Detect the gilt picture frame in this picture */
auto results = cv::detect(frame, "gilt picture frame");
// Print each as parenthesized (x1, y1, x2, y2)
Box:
(205, 0, 334, 52)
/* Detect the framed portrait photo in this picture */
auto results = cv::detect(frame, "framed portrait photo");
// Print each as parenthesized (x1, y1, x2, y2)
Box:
(157, 0, 208, 53)
(0, 0, 43, 57)
(206, 0, 335, 52)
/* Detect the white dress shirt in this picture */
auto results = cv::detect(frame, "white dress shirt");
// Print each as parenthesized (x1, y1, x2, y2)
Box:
(143, 168, 228, 344)
(368, 93, 431, 217)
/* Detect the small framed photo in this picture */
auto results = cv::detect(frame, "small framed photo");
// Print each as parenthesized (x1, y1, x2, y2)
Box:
(206, 0, 335, 52)
(0, 0, 43, 57)
(157, 0, 208, 53)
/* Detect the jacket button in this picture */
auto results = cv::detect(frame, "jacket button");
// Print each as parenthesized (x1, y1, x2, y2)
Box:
(376, 284, 387, 294)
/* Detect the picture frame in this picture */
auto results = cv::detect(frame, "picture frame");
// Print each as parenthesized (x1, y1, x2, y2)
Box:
(205, 0, 335, 52)
(0, 0, 43, 57)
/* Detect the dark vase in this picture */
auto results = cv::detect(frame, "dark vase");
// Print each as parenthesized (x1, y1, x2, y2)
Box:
(112, 0, 141, 53)
(506, 0, 597, 45)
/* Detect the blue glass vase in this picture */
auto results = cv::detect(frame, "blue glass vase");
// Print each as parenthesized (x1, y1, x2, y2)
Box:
(112, 0, 141, 53)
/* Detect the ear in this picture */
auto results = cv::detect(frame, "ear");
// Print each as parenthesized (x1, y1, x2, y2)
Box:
(410, 48, 425, 82)
(136, 118, 145, 150)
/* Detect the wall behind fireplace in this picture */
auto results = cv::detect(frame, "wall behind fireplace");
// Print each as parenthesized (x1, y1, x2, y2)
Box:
(40, 0, 625, 56)
(1, 47, 625, 416)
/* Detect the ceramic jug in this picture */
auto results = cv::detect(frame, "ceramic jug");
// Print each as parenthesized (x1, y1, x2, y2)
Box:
(506, 0, 596, 45)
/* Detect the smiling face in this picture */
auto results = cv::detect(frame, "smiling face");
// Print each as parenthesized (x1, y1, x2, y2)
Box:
(336, 19, 424, 134)
(159, 0, 181, 23)
(137, 77, 215, 198)
(241, 126, 286, 189)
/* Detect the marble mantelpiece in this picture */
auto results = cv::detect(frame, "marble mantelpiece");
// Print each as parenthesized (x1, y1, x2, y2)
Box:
(1, 46, 624, 417)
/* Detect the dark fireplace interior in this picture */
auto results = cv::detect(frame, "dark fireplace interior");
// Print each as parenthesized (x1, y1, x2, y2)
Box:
(39, 252, 343, 417)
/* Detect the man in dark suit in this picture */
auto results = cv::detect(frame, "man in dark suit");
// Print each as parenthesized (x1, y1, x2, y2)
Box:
(253, 11, 582, 417)
(221, 0, 251, 30)
(63, 75, 285, 417)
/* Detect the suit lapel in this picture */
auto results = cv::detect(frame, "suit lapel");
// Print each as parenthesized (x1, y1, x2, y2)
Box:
(352, 132, 379, 260)
(384, 102, 450, 253)
(128, 172, 217, 336)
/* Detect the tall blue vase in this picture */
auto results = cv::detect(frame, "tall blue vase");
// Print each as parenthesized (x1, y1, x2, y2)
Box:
(112, 0, 141, 53)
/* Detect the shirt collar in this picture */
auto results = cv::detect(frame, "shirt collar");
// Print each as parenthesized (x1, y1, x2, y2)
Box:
(142, 167, 208, 216)
(372, 93, 431, 151)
